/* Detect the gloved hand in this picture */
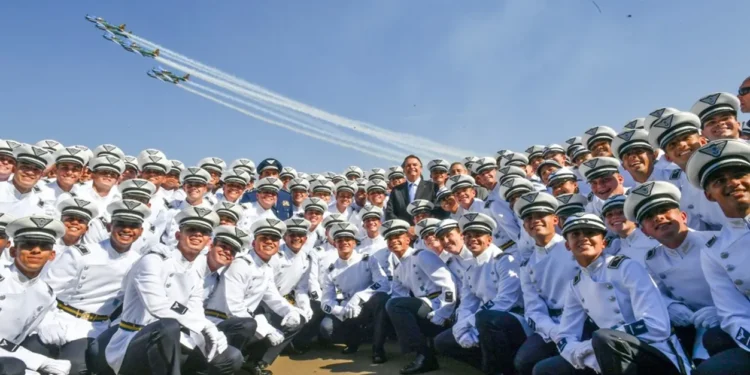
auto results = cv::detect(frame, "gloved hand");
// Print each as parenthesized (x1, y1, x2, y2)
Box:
(570, 341, 595, 368)
(281, 310, 302, 329)
(267, 329, 285, 346)
(38, 319, 67, 346)
(202, 324, 223, 361)
(667, 303, 694, 326)
(582, 351, 601, 374)
(38, 359, 72, 375)
(344, 303, 362, 320)
(427, 311, 447, 326)
(300, 304, 314, 321)
(457, 331, 479, 348)
(692, 306, 720, 329)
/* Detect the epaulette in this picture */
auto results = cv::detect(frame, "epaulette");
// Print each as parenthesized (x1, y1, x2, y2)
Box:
(47, 284, 54, 296)
(328, 264, 335, 272)
(604, 235, 614, 248)
(484, 200, 493, 209)
(33, 185, 41, 193)
(608, 255, 628, 269)
(572, 270, 581, 285)
(362, 254, 370, 260)
(238, 256, 252, 266)
(494, 252, 509, 260)
(99, 217, 109, 226)
(414, 249, 424, 255)
(37, 199, 44, 208)
(706, 235, 717, 248)
(645, 248, 656, 260)
(669, 169, 682, 180)
(146, 251, 167, 260)
(73, 244, 89, 255)
(587, 191, 594, 202)
(150, 224, 156, 233)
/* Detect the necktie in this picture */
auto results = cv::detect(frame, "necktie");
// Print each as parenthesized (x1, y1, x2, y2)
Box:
(408, 182, 417, 202)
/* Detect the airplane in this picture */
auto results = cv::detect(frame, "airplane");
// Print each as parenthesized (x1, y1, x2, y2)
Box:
(102, 32, 124, 45)
(85, 15, 127, 33)
(123, 42, 159, 58)
(147, 67, 189, 84)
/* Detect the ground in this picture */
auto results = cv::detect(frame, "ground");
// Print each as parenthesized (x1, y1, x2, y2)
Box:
(266, 342, 483, 375)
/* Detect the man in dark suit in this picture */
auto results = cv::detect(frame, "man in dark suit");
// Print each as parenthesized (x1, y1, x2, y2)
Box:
(385, 155, 439, 226)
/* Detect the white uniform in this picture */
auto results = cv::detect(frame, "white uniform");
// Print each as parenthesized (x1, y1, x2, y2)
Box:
(700, 217, 750, 351)
(0, 265, 58, 371)
(358, 234, 386, 256)
(321, 252, 389, 321)
(204, 250, 296, 337)
(611, 229, 659, 267)
(42, 241, 141, 342)
(521, 234, 580, 341)
(390, 248, 457, 322)
(45, 180, 74, 200)
(237, 202, 277, 233)
(69, 184, 121, 222)
(105, 248, 211, 373)
(269, 244, 316, 317)
(0, 181, 56, 218)
(557, 254, 689, 372)
(327, 203, 355, 223)
(439, 247, 473, 290)
(160, 199, 214, 247)
(453, 244, 527, 340)
(679, 177, 726, 231)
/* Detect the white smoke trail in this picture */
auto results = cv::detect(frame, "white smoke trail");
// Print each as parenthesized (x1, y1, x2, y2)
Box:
(184, 80, 407, 160)
(175, 84, 403, 162)
(133, 35, 474, 159)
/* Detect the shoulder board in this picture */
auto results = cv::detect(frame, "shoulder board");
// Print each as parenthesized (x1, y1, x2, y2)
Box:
(669, 169, 682, 180)
(328, 264, 335, 272)
(573, 270, 581, 285)
(494, 252, 509, 260)
(608, 255, 629, 269)
(99, 217, 109, 226)
(362, 254, 370, 260)
(73, 244, 89, 255)
(484, 200, 493, 209)
(163, 198, 170, 207)
(33, 185, 41, 193)
(37, 199, 44, 208)
(646, 248, 656, 260)
(0, 274, 4, 282)
(706, 235, 717, 248)
(47, 283, 54, 296)
(587, 191, 594, 202)
(315, 246, 324, 252)
(237, 256, 252, 266)
(146, 251, 167, 260)
(414, 249, 424, 255)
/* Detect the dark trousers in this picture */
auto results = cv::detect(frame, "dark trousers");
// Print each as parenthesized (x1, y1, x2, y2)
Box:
(532, 355, 596, 375)
(320, 292, 389, 351)
(476, 310, 528, 375)
(703, 325, 739, 357)
(245, 307, 304, 366)
(591, 329, 682, 375)
(514, 333, 559, 375)
(87, 326, 118, 375)
(293, 300, 325, 347)
(118, 318, 243, 375)
(433, 329, 482, 370)
(385, 296, 448, 356)
(20, 335, 92, 375)
(694, 348, 750, 375)
(0, 357, 26, 375)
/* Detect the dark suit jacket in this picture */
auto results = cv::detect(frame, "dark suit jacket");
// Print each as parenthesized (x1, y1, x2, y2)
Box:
(385, 179, 440, 223)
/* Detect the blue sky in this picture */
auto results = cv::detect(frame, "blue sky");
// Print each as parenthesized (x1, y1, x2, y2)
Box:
(1, 0, 748, 173)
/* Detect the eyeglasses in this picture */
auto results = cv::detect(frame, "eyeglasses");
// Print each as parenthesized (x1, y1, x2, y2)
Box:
(739, 87, 750, 96)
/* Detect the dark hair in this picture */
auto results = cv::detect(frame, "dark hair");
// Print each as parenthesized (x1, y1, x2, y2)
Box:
(401, 155, 422, 168)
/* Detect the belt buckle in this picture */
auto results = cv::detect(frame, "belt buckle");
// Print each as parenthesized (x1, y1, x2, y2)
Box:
(78, 311, 91, 321)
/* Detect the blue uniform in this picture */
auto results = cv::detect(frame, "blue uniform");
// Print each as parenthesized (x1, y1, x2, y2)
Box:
(240, 189, 293, 220)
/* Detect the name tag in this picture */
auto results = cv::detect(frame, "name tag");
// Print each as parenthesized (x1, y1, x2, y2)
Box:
(445, 291, 454, 303)
(556, 338, 567, 353)
(0, 339, 19, 352)
(170, 301, 188, 315)
(480, 300, 494, 310)
(624, 319, 648, 336)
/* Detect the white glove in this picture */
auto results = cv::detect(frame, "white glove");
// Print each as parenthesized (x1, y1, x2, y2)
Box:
(667, 303, 694, 326)
(38, 359, 72, 375)
(301, 305, 314, 321)
(202, 324, 223, 360)
(38, 319, 68, 346)
(427, 311, 447, 326)
(343, 303, 362, 320)
(267, 329, 285, 346)
(571, 341, 595, 368)
(457, 331, 479, 348)
(281, 310, 302, 329)
(582, 351, 601, 373)
(692, 306, 720, 329)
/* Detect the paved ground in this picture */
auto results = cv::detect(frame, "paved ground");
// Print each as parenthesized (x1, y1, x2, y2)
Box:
(266, 342, 482, 375)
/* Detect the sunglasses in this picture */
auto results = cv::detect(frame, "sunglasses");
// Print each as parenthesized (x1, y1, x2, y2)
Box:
(739, 87, 750, 96)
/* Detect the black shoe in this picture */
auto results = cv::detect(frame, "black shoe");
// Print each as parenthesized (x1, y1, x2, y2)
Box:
(341, 345, 360, 354)
(372, 350, 388, 364)
(400, 354, 439, 375)
(284, 342, 309, 355)
(244, 362, 273, 375)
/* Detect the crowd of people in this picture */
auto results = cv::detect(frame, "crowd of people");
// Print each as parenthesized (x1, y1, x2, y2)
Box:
(0, 79, 749, 375)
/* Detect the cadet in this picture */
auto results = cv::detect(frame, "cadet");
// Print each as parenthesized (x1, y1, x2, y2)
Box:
(406, 199, 436, 250)
(160, 166, 214, 247)
(104, 206, 241, 374)
(447, 175, 485, 217)
(271, 217, 321, 352)
(525, 145, 546, 175)
(387, 166, 407, 189)
(300, 197, 328, 253)
(53, 197, 99, 254)
(47, 147, 90, 199)
(547, 167, 591, 197)
(319, 222, 390, 363)
(216, 168, 251, 203)
(0, 215, 69, 375)
(365, 179, 389, 209)
(162, 159, 185, 202)
(511, 191, 582, 375)
(427, 159, 450, 189)
(611, 127, 683, 185)
(0, 212, 14, 267)
(647, 110, 726, 230)
(554, 193, 588, 231)
(39, 200, 150, 374)
(279, 167, 298, 191)
(357, 205, 387, 255)
(309, 179, 335, 204)
(368, 167, 387, 181)
(0, 139, 20, 182)
(343, 165, 363, 181)
(84, 178, 157, 247)
(415, 218, 444, 256)
(351, 178, 368, 213)
(690, 92, 742, 141)
(688, 140, 750, 373)
(581, 126, 618, 158)
(135, 149, 173, 234)
(623, 181, 719, 362)
(69, 156, 124, 223)
(214, 201, 246, 227)
(434, 219, 474, 289)
(240, 158, 294, 221)
(329, 180, 357, 221)
(533, 213, 688, 375)
(198, 156, 226, 197)
(385, 219, 457, 374)
(577, 157, 627, 216)
(601, 194, 657, 265)
(239, 177, 284, 232)
(205, 217, 304, 374)
(472, 158, 524, 252)
(121, 155, 139, 182)
(288, 177, 310, 215)
(0, 144, 56, 217)
(543, 144, 568, 166)
(435, 212, 526, 375)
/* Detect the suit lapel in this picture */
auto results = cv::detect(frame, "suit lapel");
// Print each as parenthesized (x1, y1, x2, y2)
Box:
(415, 180, 428, 200)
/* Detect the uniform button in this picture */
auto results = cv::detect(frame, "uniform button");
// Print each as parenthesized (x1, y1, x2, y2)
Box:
(659, 274, 666, 279)
(614, 309, 620, 314)
(606, 284, 613, 289)
(581, 298, 585, 303)
(84, 266, 89, 270)
(529, 270, 534, 274)
(727, 265, 736, 272)
(0, 295, 4, 300)
(720, 252, 729, 259)
(168, 273, 175, 278)
(619, 320, 626, 325)
(166, 283, 171, 288)
(81, 276, 86, 280)
(735, 280, 744, 286)
(608, 296, 616, 302)
(584, 309, 589, 313)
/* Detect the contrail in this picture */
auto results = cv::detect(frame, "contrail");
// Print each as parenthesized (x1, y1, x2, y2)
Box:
(155, 56, 446, 160)
(134, 35, 474, 159)
(184, 80, 408, 160)
(175, 84, 403, 162)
